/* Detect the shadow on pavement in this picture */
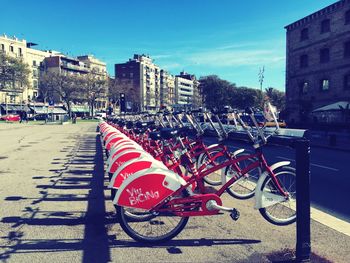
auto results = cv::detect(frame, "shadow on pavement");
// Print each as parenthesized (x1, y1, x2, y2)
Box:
(0, 130, 112, 263)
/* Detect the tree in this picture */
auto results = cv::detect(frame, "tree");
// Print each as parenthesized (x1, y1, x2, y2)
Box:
(0, 52, 30, 92)
(231, 87, 261, 109)
(39, 71, 82, 117)
(264, 87, 285, 111)
(82, 73, 107, 116)
(199, 75, 235, 109)
(109, 78, 140, 112)
(199, 75, 263, 110)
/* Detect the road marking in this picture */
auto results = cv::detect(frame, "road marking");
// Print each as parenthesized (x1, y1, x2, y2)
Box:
(275, 156, 348, 235)
(310, 163, 339, 171)
(276, 156, 339, 171)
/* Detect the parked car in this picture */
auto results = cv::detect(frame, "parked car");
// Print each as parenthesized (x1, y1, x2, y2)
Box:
(265, 120, 287, 128)
(28, 114, 48, 121)
(240, 114, 265, 127)
(0, 114, 21, 122)
(94, 112, 107, 120)
(240, 114, 287, 128)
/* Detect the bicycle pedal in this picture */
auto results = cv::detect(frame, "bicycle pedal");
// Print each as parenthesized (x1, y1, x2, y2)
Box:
(230, 208, 240, 221)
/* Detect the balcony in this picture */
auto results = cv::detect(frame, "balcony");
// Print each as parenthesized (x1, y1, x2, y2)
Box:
(61, 62, 89, 73)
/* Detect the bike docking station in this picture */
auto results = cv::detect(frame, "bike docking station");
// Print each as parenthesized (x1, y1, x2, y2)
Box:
(101, 107, 311, 261)
(204, 113, 311, 262)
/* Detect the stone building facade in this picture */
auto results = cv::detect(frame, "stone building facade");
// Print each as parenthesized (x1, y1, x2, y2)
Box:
(0, 35, 53, 106)
(285, 0, 350, 124)
(0, 34, 108, 114)
(115, 54, 161, 111)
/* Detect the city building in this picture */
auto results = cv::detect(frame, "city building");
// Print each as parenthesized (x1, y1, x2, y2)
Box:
(285, 0, 350, 124)
(43, 54, 108, 113)
(175, 71, 195, 108)
(160, 70, 175, 108)
(0, 34, 109, 116)
(0, 34, 53, 108)
(192, 78, 203, 109)
(115, 54, 161, 111)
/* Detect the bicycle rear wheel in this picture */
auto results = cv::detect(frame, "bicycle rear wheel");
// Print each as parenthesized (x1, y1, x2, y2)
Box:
(225, 153, 260, 199)
(116, 192, 189, 243)
(200, 149, 227, 186)
(259, 166, 296, 226)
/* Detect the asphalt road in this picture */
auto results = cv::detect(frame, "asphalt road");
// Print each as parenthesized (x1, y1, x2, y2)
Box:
(0, 123, 349, 263)
(203, 137, 350, 223)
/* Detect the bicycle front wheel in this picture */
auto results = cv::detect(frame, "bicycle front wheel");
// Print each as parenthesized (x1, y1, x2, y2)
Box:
(259, 166, 296, 226)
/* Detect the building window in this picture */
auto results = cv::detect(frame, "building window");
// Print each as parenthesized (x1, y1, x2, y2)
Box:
(33, 60, 37, 66)
(344, 41, 350, 58)
(33, 80, 38, 89)
(321, 19, 330, 33)
(345, 10, 350, 24)
(300, 54, 308, 68)
(9, 45, 14, 52)
(18, 47, 22, 56)
(0, 44, 4, 51)
(320, 48, 330, 63)
(320, 79, 329, 91)
(300, 81, 309, 94)
(344, 74, 350, 89)
(300, 28, 309, 41)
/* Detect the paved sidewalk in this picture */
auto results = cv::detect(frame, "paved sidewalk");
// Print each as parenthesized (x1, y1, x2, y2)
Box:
(0, 123, 349, 262)
(310, 130, 350, 151)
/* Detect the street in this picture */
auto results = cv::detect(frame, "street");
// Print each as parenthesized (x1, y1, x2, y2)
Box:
(0, 123, 349, 263)
(205, 138, 350, 223)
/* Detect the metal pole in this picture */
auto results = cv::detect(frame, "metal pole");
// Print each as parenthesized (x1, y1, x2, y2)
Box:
(5, 93, 8, 116)
(295, 138, 311, 262)
(258, 66, 265, 109)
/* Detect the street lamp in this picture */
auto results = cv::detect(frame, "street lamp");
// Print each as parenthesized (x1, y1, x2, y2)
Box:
(258, 66, 265, 109)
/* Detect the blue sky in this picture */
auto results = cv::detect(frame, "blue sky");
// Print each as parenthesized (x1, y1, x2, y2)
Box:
(1, 0, 337, 90)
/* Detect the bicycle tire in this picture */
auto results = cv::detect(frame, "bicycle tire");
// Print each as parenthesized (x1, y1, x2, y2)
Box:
(225, 153, 260, 199)
(259, 166, 296, 226)
(200, 149, 226, 186)
(116, 191, 189, 243)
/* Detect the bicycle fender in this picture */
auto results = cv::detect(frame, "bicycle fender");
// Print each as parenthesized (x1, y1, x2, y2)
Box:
(232, 149, 244, 157)
(197, 144, 219, 168)
(107, 142, 141, 165)
(254, 161, 291, 209)
(107, 149, 150, 174)
(114, 167, 187, 209)
(108, 157, 166, 189)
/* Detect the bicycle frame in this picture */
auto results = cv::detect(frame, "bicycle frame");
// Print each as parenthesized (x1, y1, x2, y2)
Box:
(150, 146, 289, 217)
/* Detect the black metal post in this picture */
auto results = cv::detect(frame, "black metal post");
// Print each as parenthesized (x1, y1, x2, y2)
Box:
(295, 138, 311, 262)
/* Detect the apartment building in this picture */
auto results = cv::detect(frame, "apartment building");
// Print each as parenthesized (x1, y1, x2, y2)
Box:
(0, 34, 53, 106)
(77, 55, 108, 111)
(160, 70, 175, 108)
(285, 0, 350, 124)
(115, 54, 161, 111)
(42, 54, 108, 112)
(175, 71, 195, 106)
(0, 34, 109, 115)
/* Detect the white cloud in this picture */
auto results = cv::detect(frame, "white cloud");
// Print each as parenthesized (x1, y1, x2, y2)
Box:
(185, 49, 285, 67)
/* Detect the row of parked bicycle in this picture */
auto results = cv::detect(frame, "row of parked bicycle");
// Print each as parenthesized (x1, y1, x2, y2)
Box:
(99, 107, 296, 243)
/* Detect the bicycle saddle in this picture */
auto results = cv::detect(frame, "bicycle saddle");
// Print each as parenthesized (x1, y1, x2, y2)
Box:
(160, 128, 178, 140)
